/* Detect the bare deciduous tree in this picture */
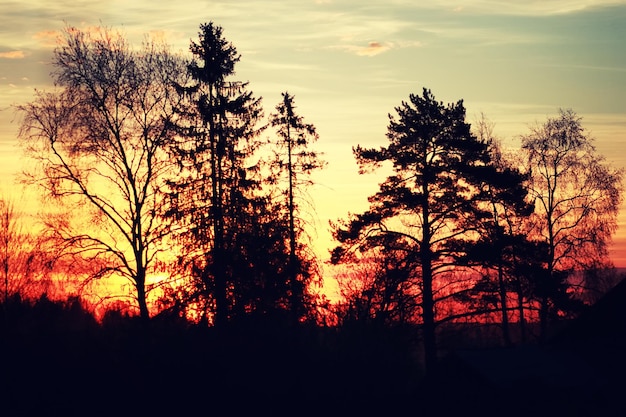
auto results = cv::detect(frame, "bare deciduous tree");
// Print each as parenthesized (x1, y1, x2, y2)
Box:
(17, 26, 186, 319)
(522, 109, 624, 340)
(0, 196, 55, 302)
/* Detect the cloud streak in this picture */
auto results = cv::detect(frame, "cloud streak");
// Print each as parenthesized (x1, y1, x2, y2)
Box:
(332, 41, 393, 57)
(359, 41, 390, 56)
(330, 39, 423, 57)
(397, 0, 626, 15)
(0, 51, 26, 59)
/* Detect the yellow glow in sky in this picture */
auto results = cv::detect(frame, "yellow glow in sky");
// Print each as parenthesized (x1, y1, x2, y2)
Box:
(1, 0, 625, 273)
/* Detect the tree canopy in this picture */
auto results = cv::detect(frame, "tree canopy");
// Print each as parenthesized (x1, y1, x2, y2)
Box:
(521, 108, 624, 340)
(17, 26, 186, 319)
(332, 88, 530, 373)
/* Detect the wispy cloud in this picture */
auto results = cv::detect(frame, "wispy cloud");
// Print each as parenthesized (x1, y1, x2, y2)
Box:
(359, 41, 390, 56)
(333, 41, 393, 57)
(417, 23, 554, 47)
(33, 30, 60, 48)
(0, 50, 26, 59)
(407, 0, 626, 15)
(330, 38, 423, 57)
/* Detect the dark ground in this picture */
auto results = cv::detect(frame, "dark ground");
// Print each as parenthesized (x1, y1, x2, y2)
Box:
(1, 296, 625, 417)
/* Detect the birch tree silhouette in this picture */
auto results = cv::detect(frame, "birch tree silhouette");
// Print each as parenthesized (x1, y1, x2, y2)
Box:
(18, 26, 186, 319)
(521, 109, 624, 340)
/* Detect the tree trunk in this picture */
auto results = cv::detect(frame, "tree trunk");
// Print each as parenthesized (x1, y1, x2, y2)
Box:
(497, 262, 512, 346)
(421, 187, 436, 374)
(286, 124, 300, 324)
(540, 238, 555, 344)
(211, 148, 228, 327)
(539, 294, 549, 344)
(420, 155, 437, 376)
(516, 278, 526, 344)
(209, 95, 228, 329)
(421, 257, 437, 376)
(136, 269, 150, 321)
(213, 250, 228, 328)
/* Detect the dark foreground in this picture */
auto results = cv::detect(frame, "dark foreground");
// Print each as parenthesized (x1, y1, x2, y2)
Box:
(1, 297, 625, 417)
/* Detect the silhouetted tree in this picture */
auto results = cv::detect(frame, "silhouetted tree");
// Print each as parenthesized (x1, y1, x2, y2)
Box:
(334, 247, 420, 326)
(578, 261, 625, 305)
(269, 92, 324, 321)
(17, 26, 186, 320)
(332, 88, 507, 374)
(459, 118, 534, 345)
(165, 22, 267, 326)
(0, 197, 54, 302)
(521, 109, 624, 341)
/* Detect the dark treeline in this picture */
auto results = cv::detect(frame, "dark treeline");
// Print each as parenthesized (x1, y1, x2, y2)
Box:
(2, 289, 626, 416)
(2, 21, 626, 416)
(1, 294, 419, 416)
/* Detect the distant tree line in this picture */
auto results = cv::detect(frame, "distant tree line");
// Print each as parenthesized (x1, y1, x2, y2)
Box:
(5, 21, 624, 375)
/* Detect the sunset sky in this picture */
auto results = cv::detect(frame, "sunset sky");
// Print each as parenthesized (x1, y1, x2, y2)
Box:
(1, 0, 625, 279)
